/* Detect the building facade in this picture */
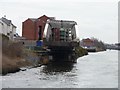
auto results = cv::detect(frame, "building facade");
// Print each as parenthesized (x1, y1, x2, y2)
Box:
(22, 15, 53, 40)
(0, 17, 17, 40)
(80, 38, 95, 48)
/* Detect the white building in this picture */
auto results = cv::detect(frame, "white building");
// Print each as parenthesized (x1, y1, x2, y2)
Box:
(0, 17, 17, 40)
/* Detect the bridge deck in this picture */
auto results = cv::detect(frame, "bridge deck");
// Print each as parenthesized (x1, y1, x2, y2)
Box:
(44, 41, 79, 48)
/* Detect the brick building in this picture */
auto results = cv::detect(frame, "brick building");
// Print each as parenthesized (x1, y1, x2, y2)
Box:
(80, 38, 95, 47)
(22, 15, 54, 40)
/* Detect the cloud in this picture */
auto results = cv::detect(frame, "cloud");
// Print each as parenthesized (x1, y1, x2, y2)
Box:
(0, 1, 118, 43)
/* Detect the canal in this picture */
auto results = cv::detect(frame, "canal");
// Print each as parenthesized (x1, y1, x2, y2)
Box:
(1, 50, 118, 88)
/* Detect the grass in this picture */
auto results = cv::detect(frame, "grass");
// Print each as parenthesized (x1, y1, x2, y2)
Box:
(75, 46, 88, 58)
(0, 34, 33, 75)
(0, 34, 88, 75)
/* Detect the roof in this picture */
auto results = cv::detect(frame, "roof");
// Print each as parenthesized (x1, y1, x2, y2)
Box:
(0, 17, 16, 28)
(82, 38, 94, 42)
(1, 17, 11, 26)
(48, 17, 55, 20)
(26, 15, 54, 23)
(38, 15, 49, 19)
(47, 20, 77, 29)
(28, 18, 37, 22)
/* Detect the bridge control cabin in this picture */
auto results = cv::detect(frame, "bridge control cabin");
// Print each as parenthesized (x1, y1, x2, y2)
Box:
(43, 19, 79, 52)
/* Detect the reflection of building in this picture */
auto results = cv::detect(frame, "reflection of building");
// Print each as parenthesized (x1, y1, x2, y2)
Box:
(22, 15, 54, 40)
(0, 17, 16, 40)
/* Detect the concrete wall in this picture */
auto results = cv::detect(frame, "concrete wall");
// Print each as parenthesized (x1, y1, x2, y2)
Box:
(0, 19, 16, 40)
(0, 21, 3, 34)
(1, 21, 9, 36)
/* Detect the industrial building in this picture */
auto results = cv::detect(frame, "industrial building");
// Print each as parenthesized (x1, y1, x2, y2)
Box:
(22, 15, 55, 40)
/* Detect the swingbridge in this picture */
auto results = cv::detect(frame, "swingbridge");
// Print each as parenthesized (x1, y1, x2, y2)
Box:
(43, 19, 79, 62)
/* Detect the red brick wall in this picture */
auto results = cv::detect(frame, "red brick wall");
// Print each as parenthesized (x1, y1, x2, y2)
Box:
(22, 19, 36, 40)
(35, 16, 49, 40)
(22, 15, 49, 40)
(82, 39, 94, 47)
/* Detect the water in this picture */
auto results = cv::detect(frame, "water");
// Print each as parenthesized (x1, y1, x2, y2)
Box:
(1, 50, 118, 88)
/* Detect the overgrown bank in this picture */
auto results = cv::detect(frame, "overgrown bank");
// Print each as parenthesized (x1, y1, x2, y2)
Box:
(0, 34, 38, 75)
(75, 46, 88, 58)
(0, 34, 88, 75)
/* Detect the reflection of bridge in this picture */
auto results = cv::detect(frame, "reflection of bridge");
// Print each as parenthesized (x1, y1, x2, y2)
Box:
(42, 62, 74, 75)
(42, 19, 79, 62)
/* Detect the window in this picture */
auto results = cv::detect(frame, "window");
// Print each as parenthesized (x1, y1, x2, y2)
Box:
(7, 33, 10, 35)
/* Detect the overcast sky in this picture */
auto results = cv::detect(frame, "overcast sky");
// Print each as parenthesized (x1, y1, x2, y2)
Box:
(0, 0, 119, 43)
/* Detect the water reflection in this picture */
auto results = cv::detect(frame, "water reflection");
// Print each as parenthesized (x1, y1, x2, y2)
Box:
(41, 61, 75, 75)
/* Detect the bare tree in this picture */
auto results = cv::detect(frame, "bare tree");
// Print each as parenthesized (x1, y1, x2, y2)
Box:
(91, 37, 106, 50)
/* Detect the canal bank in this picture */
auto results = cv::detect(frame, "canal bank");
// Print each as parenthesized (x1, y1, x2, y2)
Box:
(1, 45, 88, 75)
(1, 50, 118, 88)
(1, 33, 88, 75)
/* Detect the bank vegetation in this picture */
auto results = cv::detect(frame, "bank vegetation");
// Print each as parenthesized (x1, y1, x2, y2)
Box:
(0, 34, 37, 75)
(0, 34, 88, 75)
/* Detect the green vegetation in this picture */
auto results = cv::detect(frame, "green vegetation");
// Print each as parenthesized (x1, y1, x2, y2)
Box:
(75, 46, 88, 58)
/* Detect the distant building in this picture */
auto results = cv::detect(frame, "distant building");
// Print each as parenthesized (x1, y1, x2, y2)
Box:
(0, 17, 17, 40)
(80, 38, 97, 52)
(80, 38, 95, 48)
(22, 15, 54, 40)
